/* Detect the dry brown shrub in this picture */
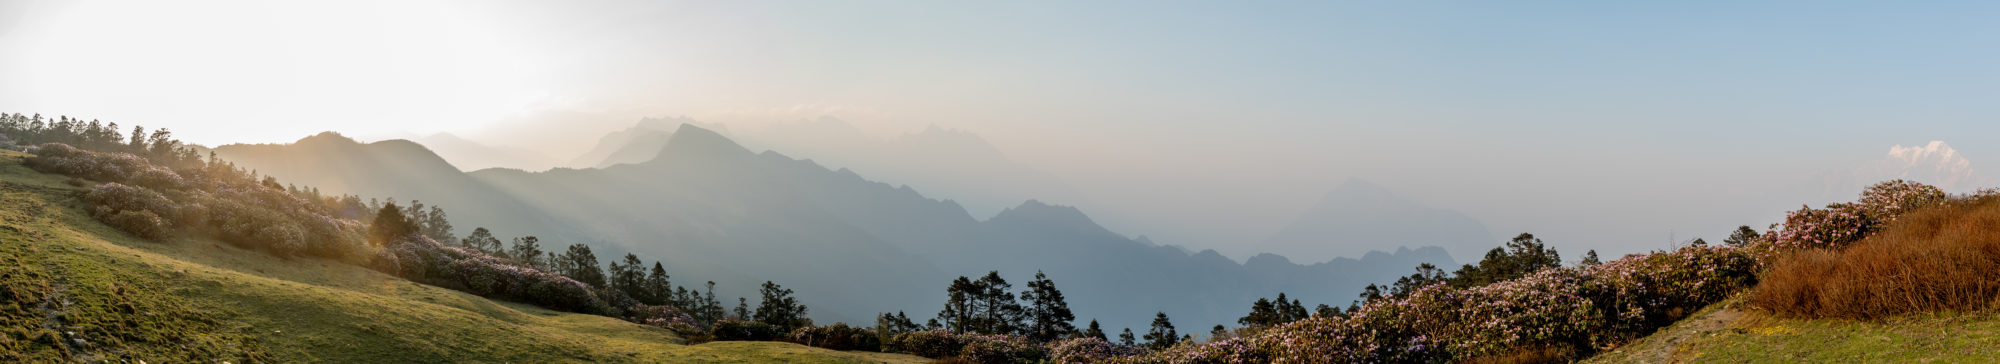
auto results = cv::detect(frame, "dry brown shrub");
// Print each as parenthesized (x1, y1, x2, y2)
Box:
(1754, 197, 2000, 318)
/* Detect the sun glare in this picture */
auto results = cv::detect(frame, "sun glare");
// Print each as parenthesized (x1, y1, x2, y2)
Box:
(11, 0, 550, 144)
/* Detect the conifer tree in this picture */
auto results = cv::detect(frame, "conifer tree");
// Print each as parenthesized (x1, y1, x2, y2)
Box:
(1143, 312, 1179, 349)
(508, 236, 545, 269)
(369, 202, 416, 246)
(1084, 319, 1106, 340)
(642, 262, 673, 305)
(1021, 270, 1077, 342)
(754, 281, 810, 330)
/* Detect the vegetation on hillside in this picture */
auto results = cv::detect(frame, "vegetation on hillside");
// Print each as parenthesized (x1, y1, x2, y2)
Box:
(13, 112, 2000, 363)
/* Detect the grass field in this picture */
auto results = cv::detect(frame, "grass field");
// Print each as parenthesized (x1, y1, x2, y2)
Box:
(1586, 294, 2000, 363)
(0, 149, 925, 363)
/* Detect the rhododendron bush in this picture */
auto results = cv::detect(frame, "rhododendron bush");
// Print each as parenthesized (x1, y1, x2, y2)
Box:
(1114, 245, 1756, 363)
(35, 143, 375, 261)
(1752, 180, 1949, 264)
(788, 322, 881, 351)
(373, 235, 607, 314)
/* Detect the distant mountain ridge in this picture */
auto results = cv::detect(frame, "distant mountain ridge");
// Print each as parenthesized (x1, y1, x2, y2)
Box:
(572, 116, 1084, 218)
(1259, 179, 1493, 263)
(215, 124, 1457, 332)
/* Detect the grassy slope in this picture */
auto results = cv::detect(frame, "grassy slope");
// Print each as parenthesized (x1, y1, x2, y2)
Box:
(0, 149, 924, 363)
(1587, 294, 2000, 363)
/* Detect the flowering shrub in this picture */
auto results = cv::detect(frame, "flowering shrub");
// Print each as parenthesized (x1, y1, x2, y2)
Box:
(1854, 180, 1946, 224)
(885, 329, 967, 357)
(711, 319, 786, 341)
(955, 333, 1045, 364)
(884, 330, 1048, 363)
(374, 235, 607, 314)
(1754, 180, 1951, 264)
(1045, 337, 1145, 363)
(25, 143, 154, 183)
(83, 182, 181, 240)
(1119, 244, 1757, 363)
(788, 322, 881, 351)
(100, 209, 171, 240)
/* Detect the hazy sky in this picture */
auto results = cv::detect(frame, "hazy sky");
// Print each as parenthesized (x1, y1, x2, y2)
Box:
(4, 0, 1998, 260)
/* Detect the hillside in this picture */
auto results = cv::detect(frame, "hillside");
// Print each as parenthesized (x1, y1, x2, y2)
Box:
(1585, 295, 2000, 363)
(218, 124, 1459, 332)
(0, 149, 923, 363)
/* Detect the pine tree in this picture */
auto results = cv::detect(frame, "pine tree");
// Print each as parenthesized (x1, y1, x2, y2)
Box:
(508, 236, 545, 269)
(1724, 225, 1762, 247)
(369, 202, 416, 246)
(1450, 233, 1561, 288)
(1581, 250, 1601, 266)
(1358, 284, 1384, 304)
(642, 262, 673, 306)
(558, 244, 605, 287)
(1118, 328, 1135, 346)
(1209, 325, 1228, 342)
(734, 297, 751, 320)
(462, 227, 501, 255)
(973, 271, 1025, 335)
(937, 276, 976, 333)
(423, 205, 454, 245)
(1143, 312, 1178, 350)
(612, 254, 646, 299)
(753, 281, 810, 330)
(1021, 270, 1076, 342)
(1084, 319, 1106, 340)
(1315, 304, 1337, 317)
(1239, 298, 1276, 327)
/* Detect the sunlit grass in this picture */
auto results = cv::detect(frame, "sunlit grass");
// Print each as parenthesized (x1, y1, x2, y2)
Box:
(0, 149, 923, 363)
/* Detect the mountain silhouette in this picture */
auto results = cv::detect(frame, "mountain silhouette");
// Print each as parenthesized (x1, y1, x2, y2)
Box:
(215, 125, 1456, 331)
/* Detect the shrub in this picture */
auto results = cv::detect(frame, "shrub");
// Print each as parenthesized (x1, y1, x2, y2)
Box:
(884, 330, 1048, 362)
(83, 183, 180, 240)
(954, 334, 1044, 363)
(1754, 196, 2000, 318)
(1116, 244, 1758, 363)
(1046, 337, 1145, 363)
(711, 319, 785, 341)
(1754, 180, 1951, 264)
(101, 209, 171, 240)
(789, 323, 881, 351)
(25, 143, 153, 183)
(373, 236, 607, 314)
(886, 330, 966, 358)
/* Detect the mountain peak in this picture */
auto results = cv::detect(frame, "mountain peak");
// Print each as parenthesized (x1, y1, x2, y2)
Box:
(655, 124, 752, 161)
(988, 200, 1122, 240)
(1887, 141, 1970, 171)
(1831, 140, 1988, 193)
(296, 131, 360, 146)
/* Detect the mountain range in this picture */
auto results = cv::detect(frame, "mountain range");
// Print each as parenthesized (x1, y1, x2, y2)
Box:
(570, 116, 1083, 218)
(213, 123, 1457, 332)
(1259, 179, 1496, 263)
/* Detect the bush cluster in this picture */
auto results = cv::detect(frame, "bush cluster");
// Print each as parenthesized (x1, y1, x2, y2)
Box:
(1754, 180, 1948, 263)
(83, 183, 178, 240)
(1045, 337, 1146, 363)
(1119, 244, 1757, 363)
(710, 319, 786, 341)
(1755, 195, 2000, 318)
(885, 329, 1046, 363)
(373, 236, 606, 314)
(33, 143, 373, 261)
(787, 323, 880, 351)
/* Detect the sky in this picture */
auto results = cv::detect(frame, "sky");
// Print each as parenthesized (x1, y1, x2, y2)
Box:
(4, 0, 1998, 260)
